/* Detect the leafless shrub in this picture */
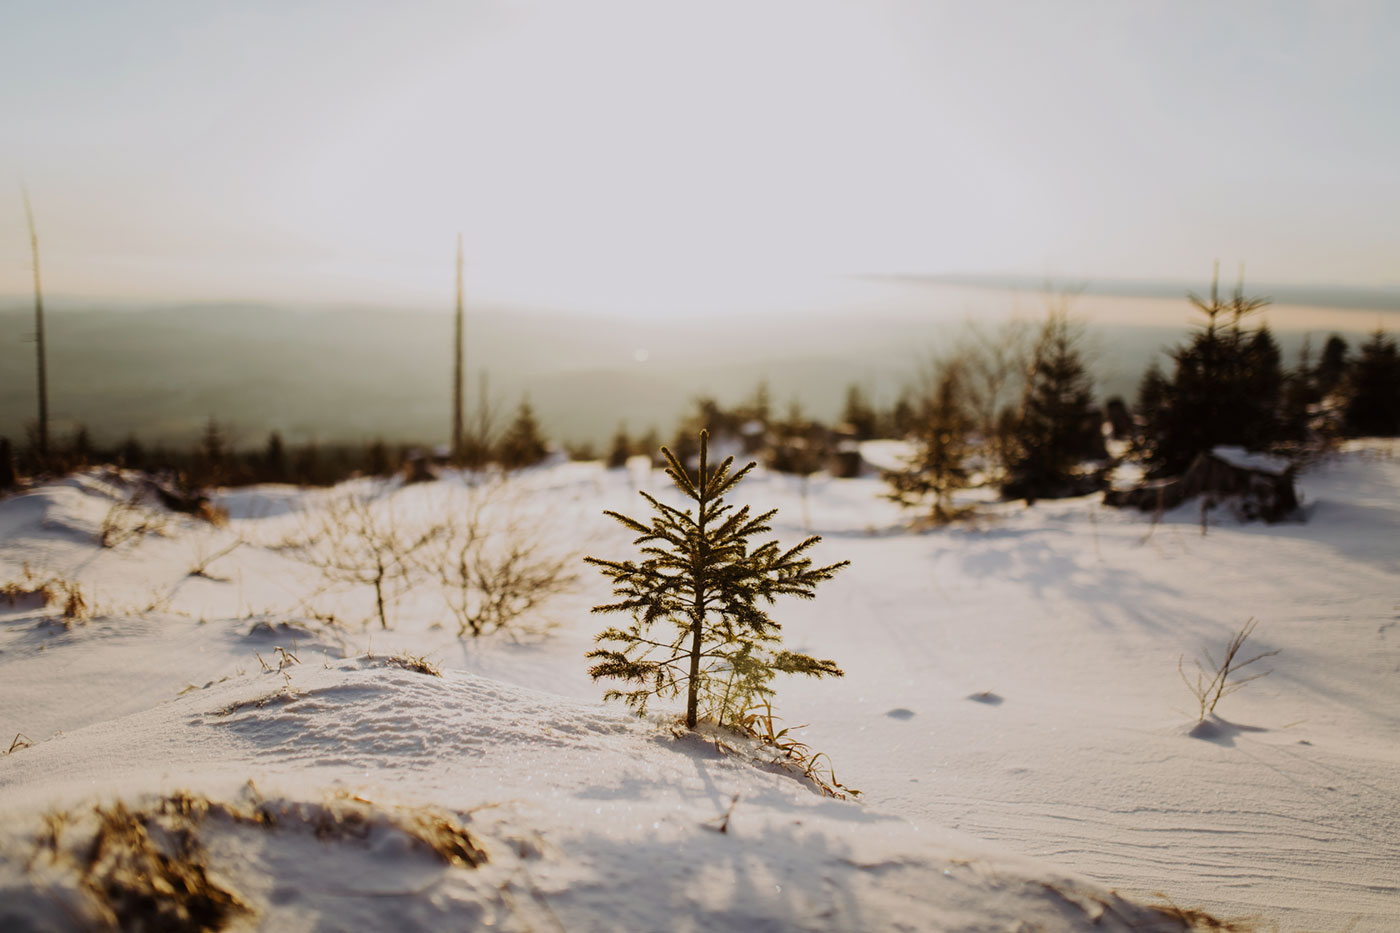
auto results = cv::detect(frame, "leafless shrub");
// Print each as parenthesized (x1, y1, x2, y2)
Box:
(187, 537, 244, 579)
(1179, 618, 1279, 720)
(98, 490, 168, 549)
(286, 485, 437, 630)
(953, 316, 1036, 482)
(423, 480, 577, 638)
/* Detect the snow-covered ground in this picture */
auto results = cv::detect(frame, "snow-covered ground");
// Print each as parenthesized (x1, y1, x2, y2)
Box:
(1, 442, 1397, 930)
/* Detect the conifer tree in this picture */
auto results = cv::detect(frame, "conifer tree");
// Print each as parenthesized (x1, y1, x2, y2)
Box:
(119, 435, 146, 471)
(0, 438, 15, 491)
(586, 431, 847, 729)
(840, 384, 879, 440)
(365, 438, 392, 477)
(194, 417, 228, 487)
(735, 380, 773, 432)
(262, 431, 288, 483)
(1139, 268, 1281, 474)
(884, 364, 971, 523)
(1344, 329, 1400, 437)
(1316, 334, 1349, 396)
(607, 423, 633, 469)
(499, 397, 549, 469)
(68, 427, 93, 470)
(1004, 311, 1100, 499)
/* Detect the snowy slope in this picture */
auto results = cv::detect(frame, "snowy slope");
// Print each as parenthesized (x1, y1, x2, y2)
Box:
(1, 444, 1397, 929)
(0, 661, 1188, 931)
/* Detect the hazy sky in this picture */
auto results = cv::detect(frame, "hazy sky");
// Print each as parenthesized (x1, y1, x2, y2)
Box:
(1, 1, 1396, 312)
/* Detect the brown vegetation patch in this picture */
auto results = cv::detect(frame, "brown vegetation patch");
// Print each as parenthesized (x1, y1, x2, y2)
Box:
(1, 567, 92, 626)
(27, 788, 487, 930)
(382, 653, 442, 677)
(1146, 895, 1262, 931)
(31, 796, 249, 932)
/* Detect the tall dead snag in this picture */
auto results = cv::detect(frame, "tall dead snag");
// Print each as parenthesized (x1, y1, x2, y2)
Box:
(452, 233, 466, 462)
(24, 190, 48, 460)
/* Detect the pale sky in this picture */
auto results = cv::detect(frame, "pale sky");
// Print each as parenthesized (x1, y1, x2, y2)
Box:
(1, 1, 1396, 313)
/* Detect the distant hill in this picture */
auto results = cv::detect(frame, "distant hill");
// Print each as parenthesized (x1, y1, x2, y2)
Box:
(0, 287, 1389, 450)
(890, 273, 1400, 312)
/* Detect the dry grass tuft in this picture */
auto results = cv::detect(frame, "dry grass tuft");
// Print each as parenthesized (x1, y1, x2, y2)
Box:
(7, 732, 33, 754)
(1147, 894, 1263, 931)
(2, 564, 56, 607)
(1, 566, 92, 626)
(1180, 618, 1280, 721)
(99, 492, 169, 549)
(26, 788, 487, 929)
(719, 700, 861, 800)
(246, 788, 485, 868)
(57, 578, 90, 622)
(384, 653, 442, 677)
(32, 796, 249, 932)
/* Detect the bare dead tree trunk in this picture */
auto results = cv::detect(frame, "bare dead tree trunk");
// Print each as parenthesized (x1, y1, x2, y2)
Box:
(452, 233, 465, 462)
(23, 191, 48, 460)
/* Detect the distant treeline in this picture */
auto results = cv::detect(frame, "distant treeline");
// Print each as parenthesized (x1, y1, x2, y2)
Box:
(2, 280, 1398, 500)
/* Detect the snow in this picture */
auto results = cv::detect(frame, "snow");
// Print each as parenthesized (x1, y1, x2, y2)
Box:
(1211, 445, 1293, 476)
(2, 442, 1398, 930)
(856, 438, 916, 474)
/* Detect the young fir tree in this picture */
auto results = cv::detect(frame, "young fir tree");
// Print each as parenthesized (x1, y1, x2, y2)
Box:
(1004, 312, 1100, 499)
(499, 397, 549, 469)
(586, 431, 847, 729)
(884, 364, 971, 524)
(840, 383, 879, 440)
(607, 423, 633, 469)
(1315, 334, 1350, 397)
(1142, 268, 1279, 474)
(262, 431, 289, 483)
(1343, 328, 1400, 437)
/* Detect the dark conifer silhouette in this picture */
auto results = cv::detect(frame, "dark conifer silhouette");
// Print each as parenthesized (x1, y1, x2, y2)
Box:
(607, 423, 633, 469)
(586, 431, 847, 729)
(884, 363, 971, 523)
(193, 417, 228, 487)
(1344, 329, 1400, 437)
(0, 438, 15, 491)
(1140, 267, 1282, 474)
(1003, 311, 1101, 499)
(262, 432, 289, 483)
(365, 439, 392, 477)
(840, 384, 879, 440)
(499, 397, 549, 469)
(1315, 334, 1350, 396)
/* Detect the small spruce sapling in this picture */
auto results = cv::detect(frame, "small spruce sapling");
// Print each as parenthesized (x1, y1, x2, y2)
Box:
(586, 431, 848, 729)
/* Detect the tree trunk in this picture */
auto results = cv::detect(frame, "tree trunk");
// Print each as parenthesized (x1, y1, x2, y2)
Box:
(25, 192, 47, 460)
(685, 436, 710, 728)
(374, 570, 388, 630)
(452, 234, 465, 461)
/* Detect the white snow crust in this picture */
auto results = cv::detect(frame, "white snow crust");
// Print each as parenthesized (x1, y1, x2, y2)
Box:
(1210, 445, 1293, 476)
